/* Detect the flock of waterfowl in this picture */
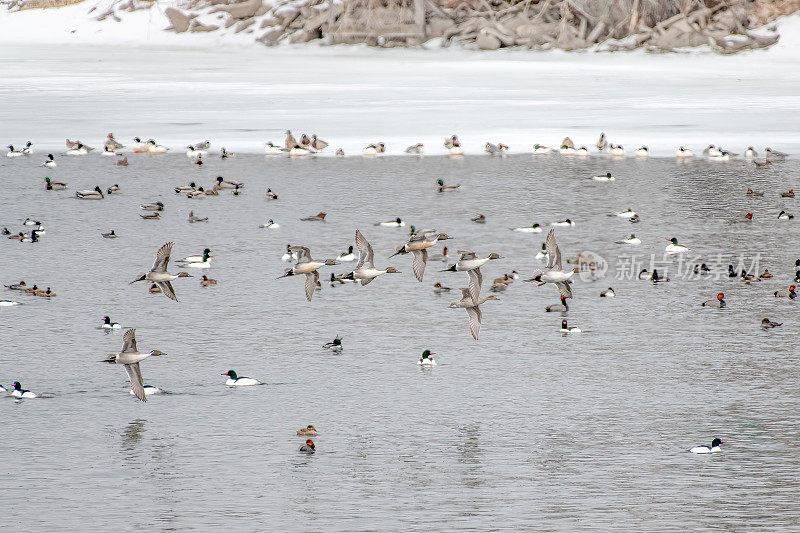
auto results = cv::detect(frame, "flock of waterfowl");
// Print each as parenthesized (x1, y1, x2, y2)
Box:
(3, 129, 795, 455)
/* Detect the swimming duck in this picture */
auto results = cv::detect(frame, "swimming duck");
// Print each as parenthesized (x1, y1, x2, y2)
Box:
(765, 148, 788, 162)
(297, 425, 318, 436)
(525, 230, 576, 299)
(185, 146, 206, 158)
(265, 188, 279, 200)
(118, 156, 129, 166)
(278, 246, 339, 301)
(545, 296, 568, 312)
(596, 132, 607, 152)
(104, 133, 124, 151)
(471, 214, 486, 224)
(534, 243, 549, 261)
(130, 385, 163, 397)
(130, 242, 192, 301)
(335, 148, 345, 157)
(665, 237, 689, 254)
(140, 212, 160, 220)
(778, 210, 794, 220)
(200, 275, 217, 286)
(146, 139, 168, 153)
(417, 350, 436, 366)
(188, 211, 208, 223)
(701, 292, 726, 308)
(391, 230, 451, 282)
(761, 318, 782, 329)
(6, 145, 23, 157)
(149, 284, 161, 293)
(323, 336, 343, 351)
(64, 143, 90, 156)
(11, 382, 37, 399)
(374, 217, 405, 227)
(309, 135, 328, 151)
(485, 142, 508, 155)
(75, 186, 104, 199)
(690, 438, 722, 454)
(329, 272, 345, 287)
(44, 177, 67, 190)
(1, 228, 9, 235)
(43, 153, 56, 168)
(131, 137, 148, 152)
(5, 281, 27, 290)
(759, 269, 773, 279)
(600, 287, 616, 298)
(176, 248, 212, 268)
(615, 234, 641, 245)
(559, 144, 577, 156)
(258, 219, 278, 229)
(202, 186, 218, 196)
(576, 146, 590, 156)
(676, 147, 694, 158)
(773, 285, 796, 299)
(741, 270, 760, 283)
(781, 189, 794, 198)
(405, 143, 424, 155)
(560, 320, 581, 333)
(362, 143, 385, 156)
(341, 230, 401, 286)
(186, 187, 206, 199)
(282, 245, 298, 262)
(220, 147, 234, 159)
(100, 328, 166, 402)
(704, 145, 721, 157)
(433, 282, 451, 294)
(300, 212, 327, 222)
(727, 265, 737, 278)
(264, 142, 285, 155)
(102, 145, 116, 156)
(550, 219, 575, 227)
(609, 144, 625, 156)
(613, 209, 637, 219)
(744, 212, 753, 221)
(337, 246, 355, 262)
(428, 246, 449, 263)
(107, 184, 120, 194)
(102, 316, 121, 329)
(513, 223, 543, 233)
(593, 172, 615, 181)
(38, 287, 56, 297)
(634, 146, 649, 157)
(102, 230, 117, 238)
(436, 179, 460, 192)
(0, 300, 20, 306)
(20, 231, 39, 243)
(8, 232, 25, 240)
(222, 369, 261, 386)
(23, 218, 40, 226)
(532, 144, 552, 155)
(215, 176, 243, 189)
(744, 146, 757, 158)
(24, 284, 43, 295)
(299, 439, 316, 453)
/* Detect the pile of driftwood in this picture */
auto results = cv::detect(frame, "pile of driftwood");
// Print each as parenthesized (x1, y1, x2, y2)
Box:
(84, 0, 798, 52)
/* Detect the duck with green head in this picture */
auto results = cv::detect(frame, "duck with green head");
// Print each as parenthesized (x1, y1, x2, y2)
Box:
(418, 350, 436, 366)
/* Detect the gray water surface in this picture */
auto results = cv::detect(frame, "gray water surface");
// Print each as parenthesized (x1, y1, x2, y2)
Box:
(2, 153, 800, 530)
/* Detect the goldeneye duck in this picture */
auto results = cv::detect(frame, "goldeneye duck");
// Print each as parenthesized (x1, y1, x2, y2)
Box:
(701, 292, 725, 307)
(560, 320, 581, 333)
(299, 439, 316, 453)
(323, 336, 343, 351)
(417, 349, 436, 366)
(11, 381, 37, 398)
(102, 316, 121, 329)
(778, 210, 794, 220)
(297, 425, 317, 436)
(690, 438, 723, 454)
(761, 318, 782, 329)
(600, 287, 615, 298)
(265, 188, 278, 200)
(221, 370, 261, 386)
(665, 237, 689, 254)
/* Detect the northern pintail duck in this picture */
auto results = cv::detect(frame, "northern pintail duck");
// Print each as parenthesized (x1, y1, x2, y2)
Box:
(405, 143, 424, 155)
(222, 369, 261, 386)
(278, 246, 339, 301)
(42, 153, 56, 168)
(390, 229, 452, 282)
(701, 292, 725, 308)
(449, 288, 498, 340)
(130, 242, 192, 301)
(342, 230, 401, 286)
(690, 438, 722, 454)
(297, 424, 318, 436)
(75, 186, 104, 199)
(526, 229, 576, 298)
(188, 211, 208, 223)
(101, 328, 166, 402)
(300, 212, 326, 222)
(11, 382, 37, 399)
(442, 251, 501, 303)
(436, 179, 460, 192)
(44, 177, 67, 190)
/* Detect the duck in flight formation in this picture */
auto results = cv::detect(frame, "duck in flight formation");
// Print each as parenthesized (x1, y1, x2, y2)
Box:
(130, 242, 192, 301)
(101, 328, 166, 402)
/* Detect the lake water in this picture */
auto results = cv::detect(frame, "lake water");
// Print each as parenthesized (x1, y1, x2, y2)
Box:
(2, 152, 800, 530)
